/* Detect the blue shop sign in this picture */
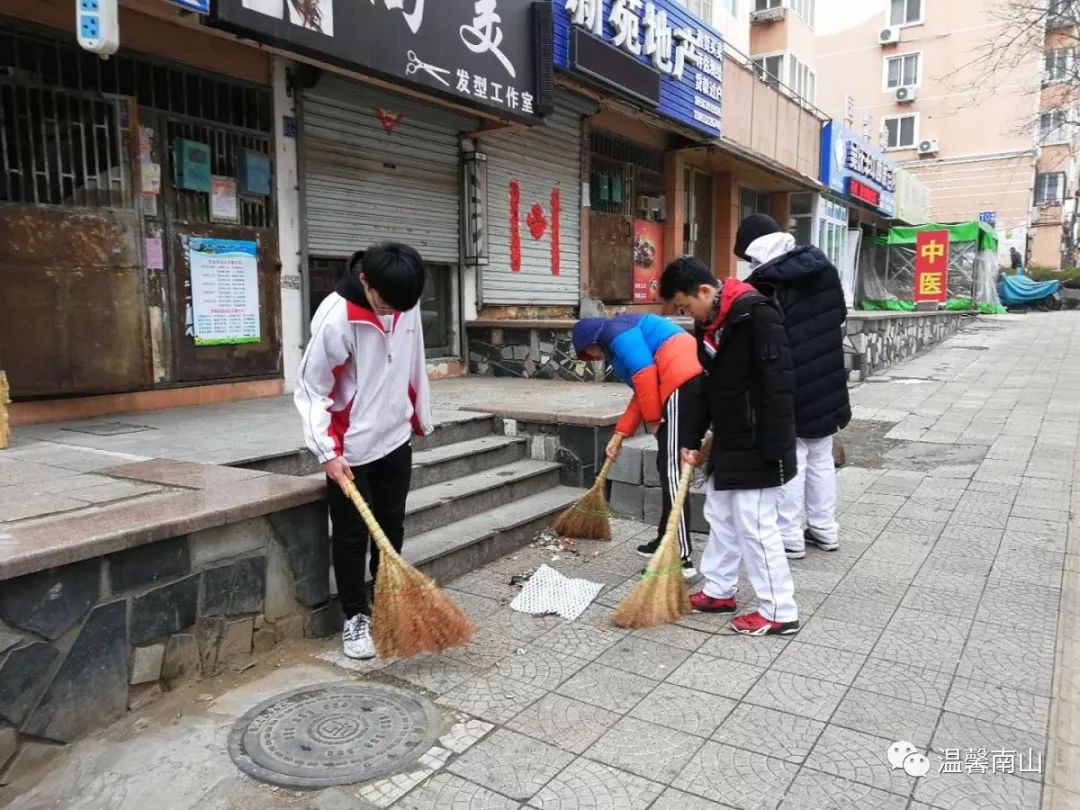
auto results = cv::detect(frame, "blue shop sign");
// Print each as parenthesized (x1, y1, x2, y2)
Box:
(167, 0, 209, 13)
(554, 0, 724, 138)
(821, 121, 897, 217)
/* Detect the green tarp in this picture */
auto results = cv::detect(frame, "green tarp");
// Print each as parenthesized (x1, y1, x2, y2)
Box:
(868, 220, 999, 252)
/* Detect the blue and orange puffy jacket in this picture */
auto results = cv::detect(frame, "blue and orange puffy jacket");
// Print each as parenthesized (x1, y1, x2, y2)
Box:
(572, 314, 703, 436)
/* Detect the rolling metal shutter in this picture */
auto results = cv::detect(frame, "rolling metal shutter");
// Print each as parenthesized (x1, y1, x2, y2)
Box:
(479, 90, 595, 305)
(302, 76, 477, 264)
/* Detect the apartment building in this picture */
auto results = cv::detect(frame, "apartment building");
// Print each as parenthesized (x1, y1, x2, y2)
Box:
(812, 1, 1051, 267)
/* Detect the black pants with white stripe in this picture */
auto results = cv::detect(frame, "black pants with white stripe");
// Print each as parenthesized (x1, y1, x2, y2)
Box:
(654, 375, 705, 559)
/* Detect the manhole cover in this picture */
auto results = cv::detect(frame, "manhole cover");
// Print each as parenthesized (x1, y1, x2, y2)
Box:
(228, 681, 443, 789)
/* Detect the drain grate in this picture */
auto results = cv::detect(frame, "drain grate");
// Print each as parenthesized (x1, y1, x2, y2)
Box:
(228, 682, 443, 789)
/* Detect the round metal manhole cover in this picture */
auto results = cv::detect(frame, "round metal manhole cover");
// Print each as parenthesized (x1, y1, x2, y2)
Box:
(228, 681, 443, 789)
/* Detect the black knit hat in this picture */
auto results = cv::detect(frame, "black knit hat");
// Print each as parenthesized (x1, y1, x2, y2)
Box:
(734, 214, 781, 261)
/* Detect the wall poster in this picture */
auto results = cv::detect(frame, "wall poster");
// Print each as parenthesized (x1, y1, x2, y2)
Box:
(187, 238, 261, 346)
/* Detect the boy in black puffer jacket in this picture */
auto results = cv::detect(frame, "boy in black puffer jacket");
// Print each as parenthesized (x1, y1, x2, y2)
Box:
(660, 256, 800, 637)
(739, 214, 851, 559)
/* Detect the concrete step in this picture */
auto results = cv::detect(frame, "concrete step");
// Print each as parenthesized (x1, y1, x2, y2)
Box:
(403, 486, 581, 586)
(413, 411, 496, 452)
(411, 435, 527, 489)
(405, 459, 562, 537)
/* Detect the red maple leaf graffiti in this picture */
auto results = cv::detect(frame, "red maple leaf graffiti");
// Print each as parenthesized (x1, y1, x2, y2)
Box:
(526, 203, 548, 240)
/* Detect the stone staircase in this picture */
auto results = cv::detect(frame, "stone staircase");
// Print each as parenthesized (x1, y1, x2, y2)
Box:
(308, 413, 580, 588)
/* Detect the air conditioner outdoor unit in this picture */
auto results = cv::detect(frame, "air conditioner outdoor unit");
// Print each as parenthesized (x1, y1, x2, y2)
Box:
(879, 25, 901, 45)
(895, 85, 917, 103)
(917, 138, 939, 155)
(750, 6, 788, 24)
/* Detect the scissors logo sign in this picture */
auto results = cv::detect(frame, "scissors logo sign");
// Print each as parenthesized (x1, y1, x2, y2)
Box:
(405, 50, 451, 87)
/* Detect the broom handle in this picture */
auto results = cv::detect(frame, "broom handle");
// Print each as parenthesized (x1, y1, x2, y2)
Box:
(662, 435, 713, 539)
(593, 433, 625, 490)
(338, 479, 399, 559)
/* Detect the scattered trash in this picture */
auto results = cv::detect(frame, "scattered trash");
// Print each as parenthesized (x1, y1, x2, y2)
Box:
(530, 531, 581, 557)
(509, 572, 534, 589)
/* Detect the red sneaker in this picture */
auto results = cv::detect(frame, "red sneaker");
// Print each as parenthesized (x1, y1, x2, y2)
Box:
(730, 611, 800, 636)
(689, 592, 737, 613)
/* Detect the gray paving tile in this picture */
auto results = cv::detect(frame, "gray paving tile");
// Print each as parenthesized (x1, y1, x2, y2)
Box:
(623, 622, 709, 652)
(775, 768, 909, 810)
(805, 725, 917, 796)
(815, 593, 899, 627)
(437, 674, 546, 724)
(533, 619, 626, 661)
(831, 687, 941, 749)
(383, 654, 482, 695)
(697, 632, 791, 668)
(494, 646, 590, 691)
(796, 616, 883, 656)
(944, 677, 1051, 738)
(743, 670, 847, 723)
(899, 586, 979, 619)
(594, 637, 693, 682)
(586, 716, 703, 784)
(396, 772, 522, 810)
(529, 758, 663, 810)
(930, 712, 1047, 779)
(629, 682, 735, 738)
(555, 662, 656, 714)
(770, 640, 866, 685)
(912, 765, 1042, 810)
(506, 693, 620, 755)
(648, 787, 734, 810)
(872, 610, 972, 672)
(711, 703, 825, 764)
(665, 653, 767, 701)
(852, 657, 954, 708)
(672, 741, 798, 810)
(448, 728, 574, 803)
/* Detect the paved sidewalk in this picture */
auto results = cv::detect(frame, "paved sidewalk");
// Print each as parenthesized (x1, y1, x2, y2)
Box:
(3, 313, 1079, 810)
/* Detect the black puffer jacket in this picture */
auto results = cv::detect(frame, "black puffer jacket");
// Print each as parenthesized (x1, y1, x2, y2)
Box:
(694, 286, 797, 491)
(748, 245, 851, 439)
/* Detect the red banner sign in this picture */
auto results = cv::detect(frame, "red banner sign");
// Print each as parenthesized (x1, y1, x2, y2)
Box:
(914, 230, 949, 303)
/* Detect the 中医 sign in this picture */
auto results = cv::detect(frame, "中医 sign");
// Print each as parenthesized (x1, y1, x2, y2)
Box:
(209, 0, 540, 121)
(821, 121, 897, 217)
(914, 230, 949, 304)
(554, 0, 724, 138)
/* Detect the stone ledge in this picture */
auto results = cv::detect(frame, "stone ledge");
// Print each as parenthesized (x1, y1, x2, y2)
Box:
(0, 460, 324, 581)
(847, 310, 974, 322)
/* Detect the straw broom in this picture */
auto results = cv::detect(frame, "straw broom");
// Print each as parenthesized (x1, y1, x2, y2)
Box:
(552, 433, 624, 540)
(338, 479, 475, 658)
(610, 436, 711, 629)
(0, 371, 9, 450)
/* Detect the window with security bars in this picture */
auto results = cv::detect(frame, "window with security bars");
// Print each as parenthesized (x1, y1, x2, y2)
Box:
(1045, 48, 1075, 83)
(1035, 172, 1066, 204)
(0, 19, 272, 211)
(589, 131, 666, 217)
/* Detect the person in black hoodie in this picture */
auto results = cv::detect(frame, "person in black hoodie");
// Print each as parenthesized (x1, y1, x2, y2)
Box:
(659, 256, 800, 637)
(739, 214, 851, 559)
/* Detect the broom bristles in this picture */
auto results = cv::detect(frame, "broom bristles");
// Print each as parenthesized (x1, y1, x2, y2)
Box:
(551, 434, 623, 540)
(339, 480, 475, 659)
(552, 482, 612, 540)
(610, 523, 690, 628)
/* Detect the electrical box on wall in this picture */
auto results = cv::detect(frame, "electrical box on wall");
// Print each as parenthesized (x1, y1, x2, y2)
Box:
(76, 0, 119, 57)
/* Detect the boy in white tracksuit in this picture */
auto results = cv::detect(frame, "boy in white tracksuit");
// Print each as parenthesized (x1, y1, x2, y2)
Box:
(294, 242, 433, 660)
(741, 215, 851, 558)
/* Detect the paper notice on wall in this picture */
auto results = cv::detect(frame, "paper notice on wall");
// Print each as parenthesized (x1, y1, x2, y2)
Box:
(141, 163, 161, 196)
(187, 238, 261, 346)
(211, 176, 239, 223)
(145, 236, 165, 270)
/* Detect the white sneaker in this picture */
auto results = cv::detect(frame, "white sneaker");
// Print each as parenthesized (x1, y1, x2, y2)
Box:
(342, 614, 376, 660)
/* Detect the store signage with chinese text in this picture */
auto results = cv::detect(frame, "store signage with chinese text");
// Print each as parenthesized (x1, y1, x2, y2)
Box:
(554, 0, 724, 137)
(914, 230, 949, 304)
(820, 121, 896, 217)
(209, 0, 540, 121)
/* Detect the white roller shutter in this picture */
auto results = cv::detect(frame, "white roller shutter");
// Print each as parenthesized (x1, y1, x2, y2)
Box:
(302, 76, 477, 264)
(479, 91, 595, 305)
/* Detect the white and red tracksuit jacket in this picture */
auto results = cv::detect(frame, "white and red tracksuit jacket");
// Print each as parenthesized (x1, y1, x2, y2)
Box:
(294, 292, 434, 467)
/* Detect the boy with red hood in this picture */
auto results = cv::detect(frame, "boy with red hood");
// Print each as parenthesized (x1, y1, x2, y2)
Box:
(659, 256, 800, 636)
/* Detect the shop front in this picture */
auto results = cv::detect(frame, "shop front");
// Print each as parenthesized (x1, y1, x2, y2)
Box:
(820, 121, 899, 307)
(1, 4, 279, 410)
(209, 0, 545, 370)
(554, 0, 725, 310)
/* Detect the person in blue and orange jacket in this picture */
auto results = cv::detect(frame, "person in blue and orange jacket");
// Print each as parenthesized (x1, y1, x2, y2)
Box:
(572, 313, 706, 578)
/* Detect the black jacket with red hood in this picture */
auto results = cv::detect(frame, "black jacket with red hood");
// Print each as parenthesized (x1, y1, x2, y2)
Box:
(693, 278, 797, 491)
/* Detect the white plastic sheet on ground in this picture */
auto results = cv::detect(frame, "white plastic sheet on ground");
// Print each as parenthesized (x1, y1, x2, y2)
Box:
(509, 564, 603, 622)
